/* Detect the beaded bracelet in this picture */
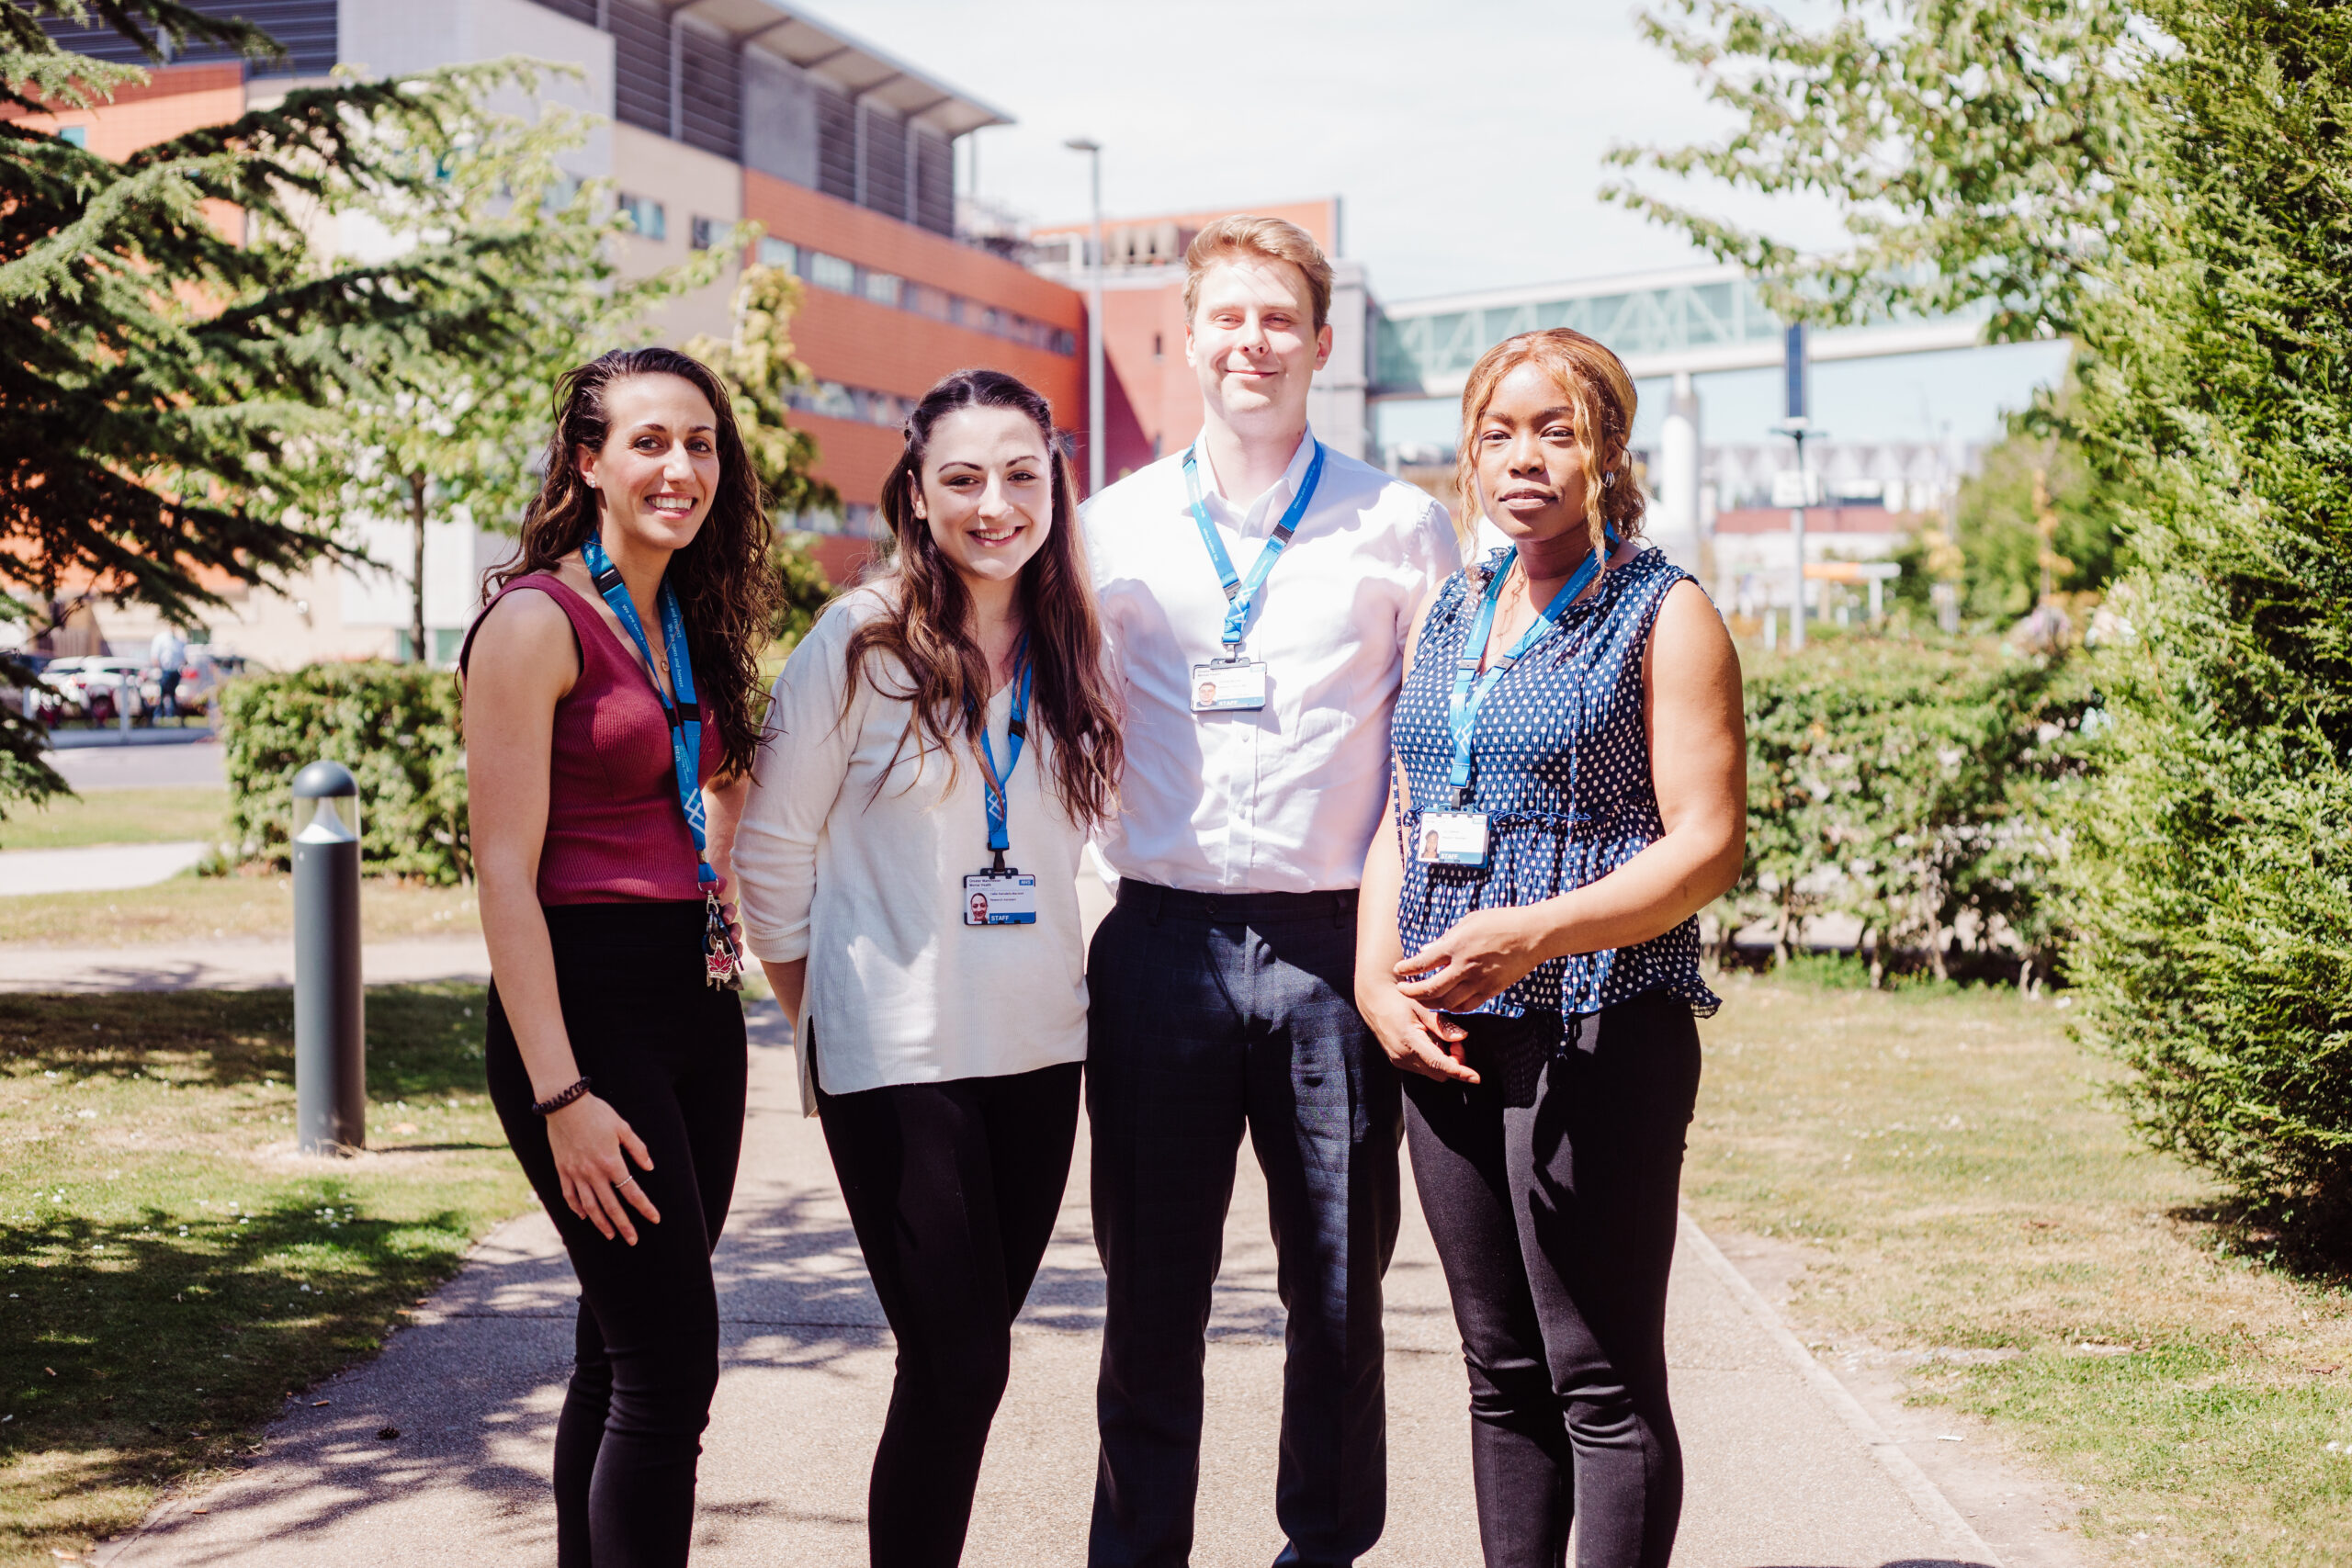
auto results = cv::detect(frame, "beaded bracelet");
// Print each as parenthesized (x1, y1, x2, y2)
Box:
(532, 1077, 592, 1116)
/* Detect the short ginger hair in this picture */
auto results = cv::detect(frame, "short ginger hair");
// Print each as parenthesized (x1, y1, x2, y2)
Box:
(1182, 215, 1334, 332)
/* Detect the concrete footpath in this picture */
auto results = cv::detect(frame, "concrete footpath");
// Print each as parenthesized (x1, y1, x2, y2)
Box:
(0, 937, 491, 993)
(92, 1003, 2010, 1568)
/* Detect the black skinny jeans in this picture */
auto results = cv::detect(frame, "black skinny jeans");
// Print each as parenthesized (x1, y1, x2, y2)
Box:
(815, 1049, 1083, 1568)
(1402, 994, 1702, 1568)
(486, 901, 748, 1568)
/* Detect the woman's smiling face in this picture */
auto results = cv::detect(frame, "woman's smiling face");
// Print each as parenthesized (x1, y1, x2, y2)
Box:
(912, 405, 1056, 592)
(575, 373, 722, 552)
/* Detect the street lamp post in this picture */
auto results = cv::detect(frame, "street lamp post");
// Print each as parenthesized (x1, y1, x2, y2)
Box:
(1064, 137, 1105, 497)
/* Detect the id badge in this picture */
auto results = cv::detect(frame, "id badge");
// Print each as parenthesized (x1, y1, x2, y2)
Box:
(1417, 811, 1490, 868)
(963, 870, 1038, 926)
(1190, 659, 1268, 713)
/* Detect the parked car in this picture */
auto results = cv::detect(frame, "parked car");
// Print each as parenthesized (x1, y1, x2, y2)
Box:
(42, 656, 148, 722)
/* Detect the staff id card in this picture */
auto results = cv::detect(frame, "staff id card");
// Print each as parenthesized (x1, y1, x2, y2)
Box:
(1190, 658, 1268, 713)
(963, 870, 1038, 926)
(1416, 811, 1490, 868)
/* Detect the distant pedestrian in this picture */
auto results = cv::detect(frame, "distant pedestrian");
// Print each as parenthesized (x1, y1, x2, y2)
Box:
(149, 626, 187, 719)
(733, 368, 1121, 1568)
(460, 346, 777, 1568)
(1356, 329, 1747, 1568)
(1080, 215, 1461, 1567)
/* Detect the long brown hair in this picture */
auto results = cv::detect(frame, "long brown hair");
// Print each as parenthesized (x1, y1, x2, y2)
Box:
(492, 347, 779, 778)
(842, 368, 1122, 826)
(1454, 329, 1646, 565)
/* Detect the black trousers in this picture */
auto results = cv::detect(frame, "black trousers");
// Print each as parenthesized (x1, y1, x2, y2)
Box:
(816, 1051, 1084, 1568)
(1402, 995, 1702, 1568)
(486, 901, 748, 1568)
(1086, 881, 1402, 1568)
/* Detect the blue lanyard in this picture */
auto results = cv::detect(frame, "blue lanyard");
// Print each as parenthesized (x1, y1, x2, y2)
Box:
(1446, 531, 1617, 796)
(581, 536, 715, 889)
(1182, 438, 1327, 651)
(971, 637, 1032, 873)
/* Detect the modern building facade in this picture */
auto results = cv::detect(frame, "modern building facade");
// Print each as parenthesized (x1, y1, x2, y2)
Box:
(28, 0, 1088, 660)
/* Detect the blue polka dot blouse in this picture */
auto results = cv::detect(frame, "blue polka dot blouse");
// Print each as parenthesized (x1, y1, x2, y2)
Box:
(1392, 544, 1722, 1028)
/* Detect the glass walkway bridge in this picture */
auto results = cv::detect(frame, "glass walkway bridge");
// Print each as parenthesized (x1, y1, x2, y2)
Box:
(1371, 264, 1986, 399)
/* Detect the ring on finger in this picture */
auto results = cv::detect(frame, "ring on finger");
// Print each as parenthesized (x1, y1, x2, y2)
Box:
(614, 1176, 639, 1190)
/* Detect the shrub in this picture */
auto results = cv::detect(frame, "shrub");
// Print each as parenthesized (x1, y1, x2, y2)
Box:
(1731, 635, 2098, 983)
(220, 663, 468, 885)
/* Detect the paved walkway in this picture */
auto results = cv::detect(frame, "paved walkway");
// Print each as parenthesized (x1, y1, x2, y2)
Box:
(91, 1005, 2011, 1568)
(0, 840, 212, 896)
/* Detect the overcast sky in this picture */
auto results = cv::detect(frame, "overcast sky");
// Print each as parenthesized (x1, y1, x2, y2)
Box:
(819, 0, 2069, 446)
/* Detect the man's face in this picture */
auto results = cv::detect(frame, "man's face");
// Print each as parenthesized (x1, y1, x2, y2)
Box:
(1186, 256, 1333, 434)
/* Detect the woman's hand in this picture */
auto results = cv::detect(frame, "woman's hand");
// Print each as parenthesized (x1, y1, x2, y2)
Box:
(1395, 906, 1559, 1015)
(1357, 973, 1479, 1084)
(544, 1094, 661, 1244)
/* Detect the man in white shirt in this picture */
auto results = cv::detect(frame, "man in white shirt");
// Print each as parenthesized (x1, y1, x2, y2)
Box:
(148, 626, 187, 719)
(1082, 216, 1458, 1568)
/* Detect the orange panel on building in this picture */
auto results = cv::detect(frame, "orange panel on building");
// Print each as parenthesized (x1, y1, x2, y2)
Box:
(744, 170, 1086, 521)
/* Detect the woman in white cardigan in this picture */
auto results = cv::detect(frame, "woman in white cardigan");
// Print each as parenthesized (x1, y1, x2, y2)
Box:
(732, 368, 1121, 1568)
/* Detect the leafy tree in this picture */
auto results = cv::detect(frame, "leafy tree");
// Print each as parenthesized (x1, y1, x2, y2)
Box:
(0, 0, 562, 788)
(1623, 0, 2352, 1223)
(325, 116, 737, 662)
(1891, 385, 2124, 626)
(2060, 1, 2352, 1224)
(1605, 0, 2141, 342)
(684, 263, 840, 653)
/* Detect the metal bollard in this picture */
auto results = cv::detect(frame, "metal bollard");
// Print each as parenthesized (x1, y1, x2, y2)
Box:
(292, 761, 365, 1154)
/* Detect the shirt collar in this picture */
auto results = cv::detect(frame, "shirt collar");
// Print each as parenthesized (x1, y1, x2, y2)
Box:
(1193, 425, 1318, 537)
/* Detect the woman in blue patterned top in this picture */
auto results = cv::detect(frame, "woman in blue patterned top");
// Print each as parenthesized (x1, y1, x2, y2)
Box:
(1354, 328, 1746, 1568)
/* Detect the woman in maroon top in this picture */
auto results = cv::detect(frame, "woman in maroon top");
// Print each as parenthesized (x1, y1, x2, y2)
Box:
(462, 347, 778, 1568)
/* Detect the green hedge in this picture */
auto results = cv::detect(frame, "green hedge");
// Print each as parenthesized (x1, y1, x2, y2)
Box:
(221, 663, 469, 885)
(1730, 635, 2098, 982)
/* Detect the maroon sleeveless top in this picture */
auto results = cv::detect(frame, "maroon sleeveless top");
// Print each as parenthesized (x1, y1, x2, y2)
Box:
(462, 573, 717, 906)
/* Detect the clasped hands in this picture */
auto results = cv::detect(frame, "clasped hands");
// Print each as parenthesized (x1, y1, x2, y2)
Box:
(1360, 906, 1559, 1084)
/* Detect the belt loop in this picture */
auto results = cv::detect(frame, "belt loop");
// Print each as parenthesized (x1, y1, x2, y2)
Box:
(1146, 884, 1167, 927)
(1331, 891, 1351, 929)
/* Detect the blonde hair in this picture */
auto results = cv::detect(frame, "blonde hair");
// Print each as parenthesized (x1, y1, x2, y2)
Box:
(1453, 328, 1645, 563)
(1182, 215, 1334, 331)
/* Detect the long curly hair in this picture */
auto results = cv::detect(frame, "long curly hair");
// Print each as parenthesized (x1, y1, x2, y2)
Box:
(1453, 328, 1646, 568)
(491, 347, 779, 779)
(842, 368, 1122, 827)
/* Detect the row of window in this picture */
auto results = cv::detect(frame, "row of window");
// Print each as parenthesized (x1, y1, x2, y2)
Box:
(754, 238, 1077, 357)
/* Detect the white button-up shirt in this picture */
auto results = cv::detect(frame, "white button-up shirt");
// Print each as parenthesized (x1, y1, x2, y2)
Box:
(1084, 429, 1460, 894)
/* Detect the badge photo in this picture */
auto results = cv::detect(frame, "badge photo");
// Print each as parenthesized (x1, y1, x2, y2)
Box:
(963, 870, 1039, 926)
(1190, 659, 1269, 713)
(1418, 810, 1491, 868)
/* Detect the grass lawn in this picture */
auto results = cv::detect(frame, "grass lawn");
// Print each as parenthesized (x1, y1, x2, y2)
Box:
(0, 874, 481, 946)
(0, 984, 526, 1566)
(1691, 963, 2352, 1567)
(0, 788, 230, 852)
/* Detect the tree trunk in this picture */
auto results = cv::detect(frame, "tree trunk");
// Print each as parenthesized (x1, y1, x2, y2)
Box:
(1866, 925, 1885, 989)
(408, 471, 429, 665)
(1928, 919, 1951, 981)
(1772, 893, 1792, 969)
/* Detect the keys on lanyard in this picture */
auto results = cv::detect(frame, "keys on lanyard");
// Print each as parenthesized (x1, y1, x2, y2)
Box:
(581, 537, 745, 989)
(964, 639, 1038, 927)
(1183, 440, 1326, 713)
(1420, 531, 1618, 871)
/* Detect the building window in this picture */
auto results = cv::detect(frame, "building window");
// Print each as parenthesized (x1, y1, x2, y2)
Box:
(1152, 333, 1163, 360)
(689, 215, 722, 251)
(617, 193, 667, 242)
(756, 237, 798, 272)
(761, 232, 1078, 356)
(58, 125, 86, 148)
(863, 271, 902, 308)
(808, 252, 857, 293)
(607, 0, 672, 137)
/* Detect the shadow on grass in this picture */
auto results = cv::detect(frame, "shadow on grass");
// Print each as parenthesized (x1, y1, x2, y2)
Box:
(0, 982, 491, 1098)
(0, 983, 512, 1557)
(2165, 1199, 2352, 1288)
